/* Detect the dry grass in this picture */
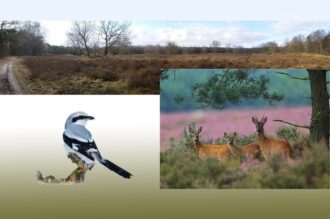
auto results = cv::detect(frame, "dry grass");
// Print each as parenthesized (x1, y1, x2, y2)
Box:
(124, 52, 330, 69)
(0, 58, 6, 68)
(14, 53, 330, 94)
(17, 55, 161, 94)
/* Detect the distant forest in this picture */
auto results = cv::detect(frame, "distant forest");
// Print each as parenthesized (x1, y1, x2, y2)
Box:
(160, 69, 330, 112)
(1, 20, 330, 57)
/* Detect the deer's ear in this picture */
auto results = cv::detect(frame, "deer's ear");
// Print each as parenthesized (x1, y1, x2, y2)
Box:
(251, 116, 257, 124)
(197, 126, 203, 134)
(261, 116, 268, 124)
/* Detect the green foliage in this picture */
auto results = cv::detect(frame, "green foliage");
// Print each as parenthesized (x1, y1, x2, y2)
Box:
(276, 126, 302, 143)
(161, 126, 329, 189)
(161, 70, 330, 112)
(169, 122, 196, 150)
(191, 69, 284, 109)
(276, 126, 310, 156)
(160, 147, 243, 189)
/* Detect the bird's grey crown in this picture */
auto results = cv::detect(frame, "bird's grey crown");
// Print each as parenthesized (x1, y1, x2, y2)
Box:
(65, 111, 91, 129)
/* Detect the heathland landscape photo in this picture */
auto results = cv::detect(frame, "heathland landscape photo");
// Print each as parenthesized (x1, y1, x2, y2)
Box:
(160, 69, 330, 188)
(1, 21, 330, 94)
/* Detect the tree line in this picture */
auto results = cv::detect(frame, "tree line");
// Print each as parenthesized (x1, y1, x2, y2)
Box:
(0, 21, 45, 57)
(67, 28, 330, 56)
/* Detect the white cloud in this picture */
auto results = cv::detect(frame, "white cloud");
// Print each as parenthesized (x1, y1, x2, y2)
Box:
(272, 21, 330, 35)
(40, 21, 72, 45)
(39, 21, 330, 47)
(131, 23, 269, 47)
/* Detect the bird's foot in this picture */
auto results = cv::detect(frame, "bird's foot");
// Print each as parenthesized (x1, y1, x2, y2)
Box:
(36, 170, 43, 182)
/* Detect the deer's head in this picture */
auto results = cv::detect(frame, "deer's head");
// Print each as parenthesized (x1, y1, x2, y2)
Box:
(224, 132, 237, 146)
(189, 126, 202, 144)
(251, 116, 267, 133)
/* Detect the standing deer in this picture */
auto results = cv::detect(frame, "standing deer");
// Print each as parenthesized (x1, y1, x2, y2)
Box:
(251, 116, 294, 161)
(223, 132, 261, 159)
(188, 126, 231, 160)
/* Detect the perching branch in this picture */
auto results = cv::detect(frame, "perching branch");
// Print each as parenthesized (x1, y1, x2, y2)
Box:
(275, 71, 330, 84)
(37, 153, 91, 184)
(274, 72, 310, 81)
(273, 119, 310, 129)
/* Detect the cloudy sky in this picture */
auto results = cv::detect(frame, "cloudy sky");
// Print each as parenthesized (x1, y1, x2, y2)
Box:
(40, 21, 330, 47)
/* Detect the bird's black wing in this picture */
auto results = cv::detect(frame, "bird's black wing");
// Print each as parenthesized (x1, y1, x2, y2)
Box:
(63, 134, 99, 161)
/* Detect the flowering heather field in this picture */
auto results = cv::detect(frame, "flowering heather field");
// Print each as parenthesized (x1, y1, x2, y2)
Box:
(160, 106, 311, 149)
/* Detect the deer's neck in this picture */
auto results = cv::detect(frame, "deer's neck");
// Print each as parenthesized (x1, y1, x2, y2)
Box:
(228, 143, 241, 154)
(193, 140, 202, 151)
(258, 130, 267, 142)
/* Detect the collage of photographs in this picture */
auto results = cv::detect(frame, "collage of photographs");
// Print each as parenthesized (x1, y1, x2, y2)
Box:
(0, 15, 329, 219)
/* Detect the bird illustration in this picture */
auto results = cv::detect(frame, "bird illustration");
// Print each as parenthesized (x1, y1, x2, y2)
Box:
(63, 111, 132, 179)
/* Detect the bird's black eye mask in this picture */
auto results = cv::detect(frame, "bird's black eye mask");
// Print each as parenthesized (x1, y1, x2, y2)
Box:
(72, 115, 95, 123)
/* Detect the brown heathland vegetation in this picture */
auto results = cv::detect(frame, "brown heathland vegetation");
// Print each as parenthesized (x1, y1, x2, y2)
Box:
(9, 52, 330, 94)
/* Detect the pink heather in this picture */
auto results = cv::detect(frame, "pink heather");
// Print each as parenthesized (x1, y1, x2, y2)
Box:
(160, 106, 311, 149)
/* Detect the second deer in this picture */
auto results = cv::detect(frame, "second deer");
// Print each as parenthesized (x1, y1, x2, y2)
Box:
(223, 132, 261, 159)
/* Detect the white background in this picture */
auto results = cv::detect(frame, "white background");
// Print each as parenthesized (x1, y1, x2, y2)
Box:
(0, 96, 159, 179)
(0, 0, 329, 20)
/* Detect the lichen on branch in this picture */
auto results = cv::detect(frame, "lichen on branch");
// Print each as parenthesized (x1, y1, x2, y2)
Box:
(37, 153, 91, 184)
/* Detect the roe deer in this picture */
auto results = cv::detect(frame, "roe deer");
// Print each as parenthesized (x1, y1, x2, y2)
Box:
(251, 116, 294, 161)
(223, 132, 261, 159)
(189, 126, 231, 160)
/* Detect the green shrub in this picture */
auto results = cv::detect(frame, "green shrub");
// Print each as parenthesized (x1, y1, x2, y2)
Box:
(161, 126, 329, 189)
(276, 126, 301, 142)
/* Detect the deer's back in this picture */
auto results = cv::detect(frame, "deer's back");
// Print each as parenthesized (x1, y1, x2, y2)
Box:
(198, 144, 231, 158)
(260, 138, 291, 153)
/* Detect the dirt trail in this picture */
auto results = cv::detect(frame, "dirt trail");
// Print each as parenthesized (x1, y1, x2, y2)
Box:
(0, 58, 23, 94)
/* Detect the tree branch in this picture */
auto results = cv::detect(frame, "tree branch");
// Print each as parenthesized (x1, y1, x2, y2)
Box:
(37, 153, 91, 184)
(273, 119, 310, 129)
(275, 71, 330, 84)
(274, 72, 310, 81)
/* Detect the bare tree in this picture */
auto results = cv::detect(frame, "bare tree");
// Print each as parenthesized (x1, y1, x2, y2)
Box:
(67, 32, 84, 55)
(260, 41, 278, 53)
(91, 34, 100, 56)
(165, 41, 180, 55)
(286, 35, 305, 52)
(210, 40, 221, 48)
(305, 29, 326, 54)
(210, 40, 221, 53)
(67, 21, 95, 57)
(99, 21, 130, 56)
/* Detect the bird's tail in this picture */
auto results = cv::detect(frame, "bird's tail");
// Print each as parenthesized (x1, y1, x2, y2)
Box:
(91, 153, 132, 179)
(100, 159, 132, 179)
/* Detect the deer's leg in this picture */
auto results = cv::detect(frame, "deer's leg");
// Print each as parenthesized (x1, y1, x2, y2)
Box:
(262, 150, 269, 161)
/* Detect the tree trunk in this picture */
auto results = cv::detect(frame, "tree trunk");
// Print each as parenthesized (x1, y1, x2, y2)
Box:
(307, 70, 329, 148)
(104, 45, 108, 56)
(83, 40, 90, 57)
(85, 46, 91, 57)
